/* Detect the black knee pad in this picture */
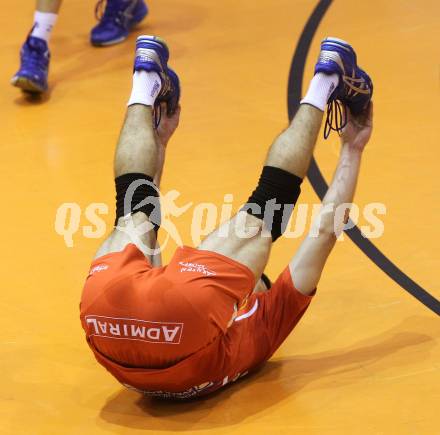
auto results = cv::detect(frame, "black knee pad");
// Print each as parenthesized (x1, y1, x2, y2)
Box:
(261, 273, 272, 290)
(114, 173, 161, 231)
(242, 166, 302, 241)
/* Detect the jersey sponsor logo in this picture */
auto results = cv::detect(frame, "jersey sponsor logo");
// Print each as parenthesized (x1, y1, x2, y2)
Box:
(123, 381, 216, 399)
(85, 315, 183, 344)
(178, 261, 216, 276)
(122, 371, 249, 399)
(88, 264, 109, 277)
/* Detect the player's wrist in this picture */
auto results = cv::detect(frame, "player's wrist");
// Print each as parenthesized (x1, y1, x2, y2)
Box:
(342, 141, 364, 156)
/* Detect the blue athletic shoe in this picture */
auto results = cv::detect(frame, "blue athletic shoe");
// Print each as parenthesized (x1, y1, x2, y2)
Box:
(134, 35, 180, 126)
(156, 68, 180, 115)
(11, 36, 50, 93)
(315, 37, 373, 138)
(91, 0, 148, 46)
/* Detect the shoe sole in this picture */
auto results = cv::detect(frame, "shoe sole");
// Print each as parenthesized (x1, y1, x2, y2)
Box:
(11, 76, 46, 93)
(135, 35, 170, 74)
(323, 37, 355, 55)
(91, 35, 127, 47)
(317, 36, 358, 81)
(323, 38, 371, 96)
(136, 35, 169, 54)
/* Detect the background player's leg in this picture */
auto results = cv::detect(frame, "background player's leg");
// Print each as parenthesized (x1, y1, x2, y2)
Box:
(200, 75, 337, 281)
(90, 0, 149, 47)
(11, 0, 62, 93)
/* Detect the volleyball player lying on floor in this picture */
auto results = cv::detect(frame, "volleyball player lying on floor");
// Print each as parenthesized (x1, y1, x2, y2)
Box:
(80, 35, 373, 399)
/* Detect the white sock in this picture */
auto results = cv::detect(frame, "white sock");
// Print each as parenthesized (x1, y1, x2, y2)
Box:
(30, 11, 58, 43)
(300, 73, 340, 111)
(127, 71, 162, 107)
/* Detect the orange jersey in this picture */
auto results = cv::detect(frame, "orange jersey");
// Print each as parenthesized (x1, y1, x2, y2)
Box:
(80, 244, 313, 399)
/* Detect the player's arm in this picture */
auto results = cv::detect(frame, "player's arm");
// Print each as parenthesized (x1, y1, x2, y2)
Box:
(150, 104, 181, 267)
(289, 103, 373, 296)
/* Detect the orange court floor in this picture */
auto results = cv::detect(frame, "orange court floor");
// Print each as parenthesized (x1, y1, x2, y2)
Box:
(1, 1, 439, 434)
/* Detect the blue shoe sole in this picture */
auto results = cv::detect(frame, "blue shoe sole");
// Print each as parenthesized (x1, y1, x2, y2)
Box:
(136, 35, 169, 56)
(315, 37, 357, 76)
(134, 35, 170, 74)
(11, 75, 46, 93)
(323, 37, 355, 54)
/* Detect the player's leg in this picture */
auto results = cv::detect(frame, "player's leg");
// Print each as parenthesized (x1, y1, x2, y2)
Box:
(90, 0, 149, 47)
(11, 0, 62, 93)
(94, 105, 159, 261)
(202, 37, 373, 287)
(199, 82, 336, 281)
(94, 36, 180, 264)
(35, 0, 63, 13)
(242, 40, 374, 373)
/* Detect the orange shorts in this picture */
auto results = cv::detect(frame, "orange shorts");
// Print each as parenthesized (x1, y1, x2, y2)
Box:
(80, 244, 314, 399)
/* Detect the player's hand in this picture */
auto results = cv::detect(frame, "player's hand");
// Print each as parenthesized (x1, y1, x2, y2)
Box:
(156, 103, 181, 147)
(340, 102, 373, 152)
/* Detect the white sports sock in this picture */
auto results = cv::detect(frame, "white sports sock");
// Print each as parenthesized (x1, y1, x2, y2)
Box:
(30, 11, 58, 42)
(127, 71, 162, 107)
(300, 73, 340, 111)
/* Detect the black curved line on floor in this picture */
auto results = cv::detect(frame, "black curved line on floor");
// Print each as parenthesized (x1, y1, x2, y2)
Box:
(287, 0, 440, 315)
